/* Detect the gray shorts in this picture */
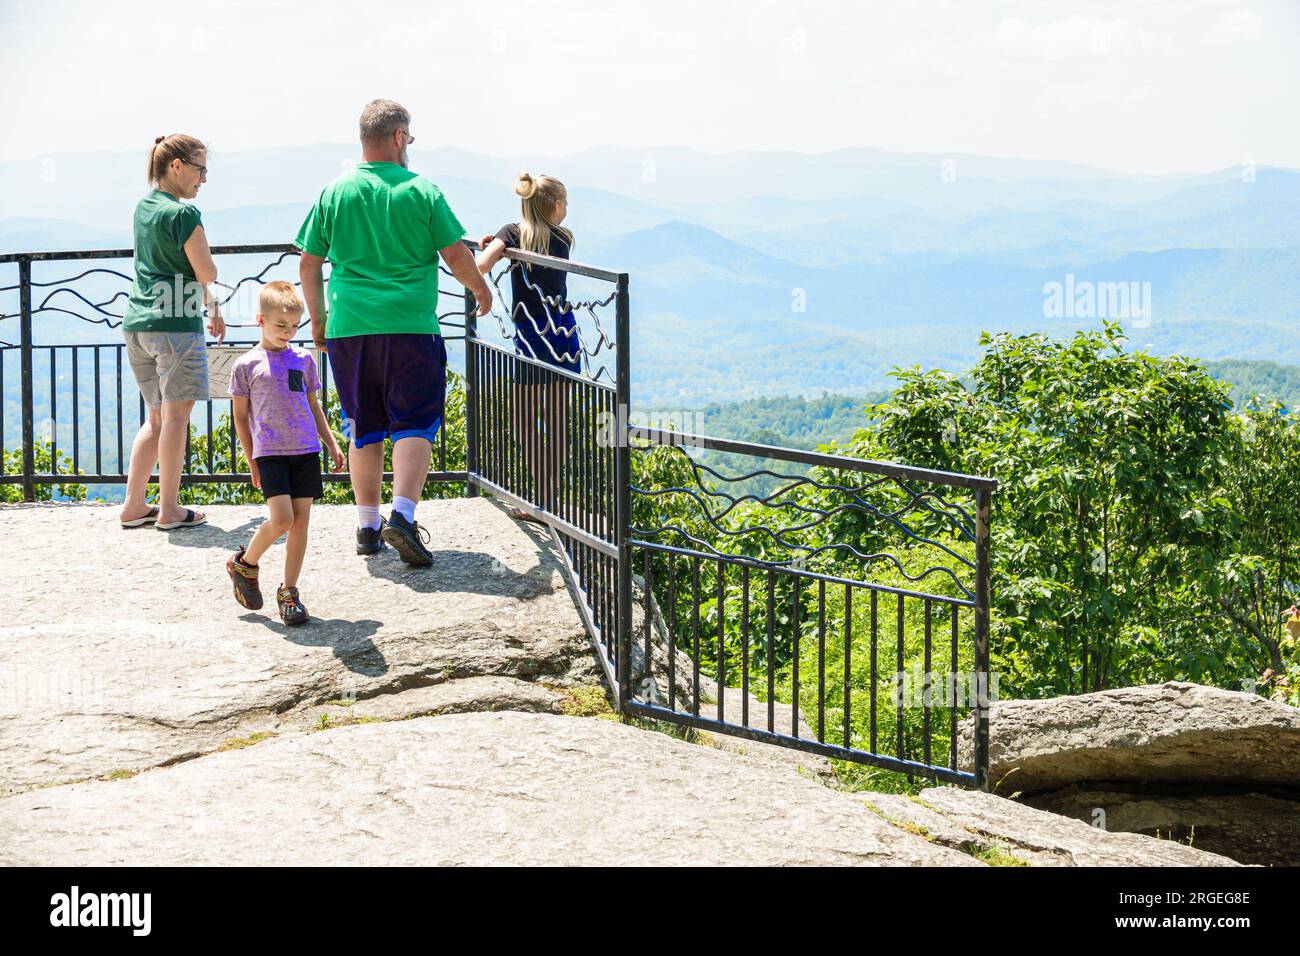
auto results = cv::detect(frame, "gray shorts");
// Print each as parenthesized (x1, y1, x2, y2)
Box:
(124, 331, 210, 407)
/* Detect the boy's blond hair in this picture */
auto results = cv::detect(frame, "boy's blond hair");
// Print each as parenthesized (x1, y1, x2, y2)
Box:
(259, 280, 304, 316)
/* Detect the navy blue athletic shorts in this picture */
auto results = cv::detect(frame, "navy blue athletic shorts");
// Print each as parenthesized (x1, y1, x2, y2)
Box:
(326, 333, 446, 449)
(514, 309, 580, 384)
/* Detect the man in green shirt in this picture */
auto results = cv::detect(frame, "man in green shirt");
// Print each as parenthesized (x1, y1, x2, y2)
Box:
(297, 99, 491, 565)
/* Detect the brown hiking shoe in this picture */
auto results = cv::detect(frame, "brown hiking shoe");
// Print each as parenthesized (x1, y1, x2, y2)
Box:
(277, 585, 309, 626)
(227, 547, 263, 610)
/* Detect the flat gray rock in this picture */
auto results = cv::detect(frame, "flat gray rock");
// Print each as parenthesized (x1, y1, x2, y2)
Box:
(0, 711, 978, 866)
(961, 681, 1300, 794)
(0, 501, 595, 793)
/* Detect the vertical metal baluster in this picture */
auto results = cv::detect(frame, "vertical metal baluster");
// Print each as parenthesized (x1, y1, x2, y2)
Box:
(923, 598, 933, 770)
(741, 563, 750, 729)
(690, 555, 700, 718)
(535, 369, 546, 515)
(843, 584, 853, 749)
(896, 593, 905, 763)
(490, 348, 498, 486)
(0, 350, 6, 474)
(115, 347, 123, 474)
(229, 401, 238, 474)
(642, 549, 652, 700)
(716, 558, 725, 724)
(18, 259, 33, 499)
(93, 347, 101, 476)
(206, 398, 213, 475)
(667, 556, 677, 711)
(870, 588, 878, 754)
(49, 349, 57, 475)
(766, 568, 775, 734)
(71, 348, 79, 475)
(817, 579, 825, 744)
(791, 573, 800, 738)
(951, 603, 960, 771)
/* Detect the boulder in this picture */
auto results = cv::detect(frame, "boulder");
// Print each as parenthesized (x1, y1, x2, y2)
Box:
(0, 501, 596, 794)
(962, 681, 1300, 794)
(957, 681, 1300, 865)
(0, 711, 977, 866)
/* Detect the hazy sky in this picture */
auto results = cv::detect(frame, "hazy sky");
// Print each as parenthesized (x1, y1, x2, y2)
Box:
(1, 0, 1296, 174)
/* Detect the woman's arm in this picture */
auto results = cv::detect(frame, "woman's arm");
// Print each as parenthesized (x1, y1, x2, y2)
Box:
(183, 225, 225, 343)
(183, 225, 217, 284)
(476, 236, 506, 275)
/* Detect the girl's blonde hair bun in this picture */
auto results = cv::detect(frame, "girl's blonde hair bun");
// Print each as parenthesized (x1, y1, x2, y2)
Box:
(514, 171, 538, 200)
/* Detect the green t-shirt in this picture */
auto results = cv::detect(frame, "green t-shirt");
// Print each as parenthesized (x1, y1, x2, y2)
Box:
(124, 190, 205, 333)
(294, 162, 467, 339)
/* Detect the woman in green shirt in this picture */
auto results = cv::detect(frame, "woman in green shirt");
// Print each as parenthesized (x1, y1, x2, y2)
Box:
(119, 134, 225, 530)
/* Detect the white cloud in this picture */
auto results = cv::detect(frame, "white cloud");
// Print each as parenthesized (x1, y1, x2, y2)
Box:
(991, 16, 1175, 61)
(1204, 8, 1264, 45)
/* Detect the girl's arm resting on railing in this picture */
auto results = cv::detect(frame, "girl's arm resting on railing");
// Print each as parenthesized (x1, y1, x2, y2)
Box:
(299, 253, 328, 348)
(230, 396, 260, 488)
(440, 240, 492, 317)
(307, 389, 345, 471)
(476, 236, 505, 274)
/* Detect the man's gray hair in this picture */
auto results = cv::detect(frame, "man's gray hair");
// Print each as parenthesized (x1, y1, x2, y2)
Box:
(359, 99, 411, 144)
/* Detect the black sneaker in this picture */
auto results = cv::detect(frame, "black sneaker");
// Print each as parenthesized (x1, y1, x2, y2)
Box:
(277, 585, 309, 626)
(381, 511, 433, 566)
(357, 518, 387, 555)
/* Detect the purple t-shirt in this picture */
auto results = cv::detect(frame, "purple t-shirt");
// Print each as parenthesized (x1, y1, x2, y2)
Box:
(228, 344, 321, 459)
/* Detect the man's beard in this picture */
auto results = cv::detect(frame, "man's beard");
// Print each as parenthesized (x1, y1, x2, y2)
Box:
(399, 144, 409, 169)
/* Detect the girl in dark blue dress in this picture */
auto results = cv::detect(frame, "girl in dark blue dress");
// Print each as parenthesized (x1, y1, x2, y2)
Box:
(477, 172, 580, 520)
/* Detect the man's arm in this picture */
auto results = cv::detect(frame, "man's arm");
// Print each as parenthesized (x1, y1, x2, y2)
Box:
(299, 253, 328, 348)
(440, 241, 492, 317)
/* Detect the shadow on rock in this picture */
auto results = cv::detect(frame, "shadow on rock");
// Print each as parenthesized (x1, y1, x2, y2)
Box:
(364, 548, 555, 598)
(239, 613, 388, 676)
(161, 517, 266, 551)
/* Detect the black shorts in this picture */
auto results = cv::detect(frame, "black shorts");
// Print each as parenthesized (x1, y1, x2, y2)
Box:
(256, 452, 324, 500)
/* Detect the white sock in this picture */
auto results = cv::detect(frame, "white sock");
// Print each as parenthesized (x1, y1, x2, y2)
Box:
(392, 496, 417, 524)
(357, 505, 381, 531)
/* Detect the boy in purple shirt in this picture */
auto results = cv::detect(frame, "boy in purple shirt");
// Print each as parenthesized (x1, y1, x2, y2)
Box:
(226, 281, 345, 625)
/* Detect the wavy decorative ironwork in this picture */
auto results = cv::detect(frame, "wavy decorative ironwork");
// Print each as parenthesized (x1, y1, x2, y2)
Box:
(478, 259, 617, 385)
(630, 441, 977, 598)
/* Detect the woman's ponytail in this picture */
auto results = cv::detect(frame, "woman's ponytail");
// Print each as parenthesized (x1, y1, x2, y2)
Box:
(147, 134, 207, 185)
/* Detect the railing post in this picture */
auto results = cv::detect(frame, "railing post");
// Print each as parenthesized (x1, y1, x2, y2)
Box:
(463, 286, 478, 498)
(614, 273, 632, 712)
(19, 257, 35, 502)
(973, 486, 992, 791)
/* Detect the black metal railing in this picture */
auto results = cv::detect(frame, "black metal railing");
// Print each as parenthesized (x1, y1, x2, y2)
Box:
(0, 245, 466, 498)
(0, 240, 995, 787)
(624, 429, 995, 788)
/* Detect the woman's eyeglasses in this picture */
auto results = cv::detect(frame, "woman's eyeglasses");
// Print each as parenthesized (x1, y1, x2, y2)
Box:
(181, 158, 208, 176)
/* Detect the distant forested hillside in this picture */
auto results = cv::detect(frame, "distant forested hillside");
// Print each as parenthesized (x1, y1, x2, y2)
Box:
(1203, 359, 1300, 411)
